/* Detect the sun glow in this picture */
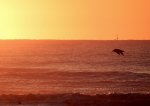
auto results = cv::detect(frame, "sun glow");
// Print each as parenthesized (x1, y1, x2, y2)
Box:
(0, 0, 150, 40)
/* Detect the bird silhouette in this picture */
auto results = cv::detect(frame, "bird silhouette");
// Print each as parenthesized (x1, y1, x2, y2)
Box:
(112, 49, 125, 56)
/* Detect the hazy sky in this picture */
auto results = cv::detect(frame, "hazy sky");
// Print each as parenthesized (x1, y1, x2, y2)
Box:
(0, 0, 150, 40)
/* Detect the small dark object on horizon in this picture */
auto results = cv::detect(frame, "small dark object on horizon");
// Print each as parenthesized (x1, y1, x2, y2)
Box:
(112, 49, 125, 56)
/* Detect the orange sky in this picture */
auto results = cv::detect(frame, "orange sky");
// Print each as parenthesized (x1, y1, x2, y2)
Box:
(0, 0, 150, 40)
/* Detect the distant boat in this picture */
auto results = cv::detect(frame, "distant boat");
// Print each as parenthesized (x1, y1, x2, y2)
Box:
(114, 35, 119, 40)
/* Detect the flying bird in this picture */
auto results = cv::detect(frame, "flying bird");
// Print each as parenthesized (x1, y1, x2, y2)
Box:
(112, 49, 125, 56)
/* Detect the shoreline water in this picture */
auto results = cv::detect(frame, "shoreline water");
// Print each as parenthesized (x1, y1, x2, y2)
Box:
(0, 68, 150, 95)
(0, 40, 149, 105)
(0, 93, 150, 106)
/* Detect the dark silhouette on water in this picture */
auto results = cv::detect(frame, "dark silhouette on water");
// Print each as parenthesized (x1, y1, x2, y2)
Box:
(18, 100, 22, 104)
(112, 49, 125, 56)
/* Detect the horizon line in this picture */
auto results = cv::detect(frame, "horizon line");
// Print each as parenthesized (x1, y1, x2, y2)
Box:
(0, 39, 149, 41)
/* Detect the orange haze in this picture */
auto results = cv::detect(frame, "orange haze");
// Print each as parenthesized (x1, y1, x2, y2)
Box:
(0, 0, 150, 40)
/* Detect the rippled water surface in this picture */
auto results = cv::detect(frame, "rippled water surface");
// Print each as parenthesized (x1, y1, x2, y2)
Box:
(0, 40, 149, 94)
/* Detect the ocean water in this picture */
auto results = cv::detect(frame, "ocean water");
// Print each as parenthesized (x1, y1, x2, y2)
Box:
(0, 40, 149, 95)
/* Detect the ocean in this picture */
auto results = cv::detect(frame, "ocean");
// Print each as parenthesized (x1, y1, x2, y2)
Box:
(0, 40, 150, 95)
